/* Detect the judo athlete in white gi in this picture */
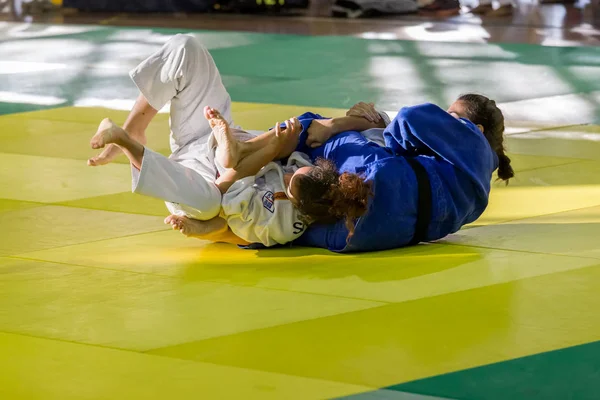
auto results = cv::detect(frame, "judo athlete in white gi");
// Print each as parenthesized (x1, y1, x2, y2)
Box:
(90, 105, 315, 247)
(86, 33, 309, 246)
(88, 34, 373, 247)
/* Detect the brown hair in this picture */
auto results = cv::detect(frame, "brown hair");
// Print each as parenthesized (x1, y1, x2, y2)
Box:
(457, 93, 515, 183)
(294, 158, 372, 241)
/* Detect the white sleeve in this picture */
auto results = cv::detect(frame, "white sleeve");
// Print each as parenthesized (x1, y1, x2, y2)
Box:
(376, 109, 392, 127)
(221, 179, 307, 247)
(360, 128, 386, 147)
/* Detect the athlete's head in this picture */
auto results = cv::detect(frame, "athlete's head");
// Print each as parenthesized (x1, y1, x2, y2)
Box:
(447, 93, 514, 183)
(285, 159, 372, 240)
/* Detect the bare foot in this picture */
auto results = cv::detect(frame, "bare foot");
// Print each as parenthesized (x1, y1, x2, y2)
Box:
(164, 214, 223, 238)
(88, 119, 130, 166)
(90, 118, 125, 148)
(88, 144, 122, 167)
(204, 106, 240, 169)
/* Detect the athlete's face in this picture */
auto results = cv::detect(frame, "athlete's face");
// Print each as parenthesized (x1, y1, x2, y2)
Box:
(447, 100, 468, 120)
(447, 100, 485, 133)
(285, 166, 313, 205)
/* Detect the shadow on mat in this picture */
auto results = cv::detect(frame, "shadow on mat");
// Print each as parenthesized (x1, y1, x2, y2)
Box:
(179, 240, 485, 286)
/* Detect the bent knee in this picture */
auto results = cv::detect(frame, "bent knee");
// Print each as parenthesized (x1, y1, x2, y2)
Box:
(167, 33, 208, 58)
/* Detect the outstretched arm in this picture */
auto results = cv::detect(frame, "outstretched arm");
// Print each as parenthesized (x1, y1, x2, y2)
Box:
(304, 116, 385, 148)
(304, 102, 389, 148)
(235, 123, 303, 161)
(238, 102, 387, 157)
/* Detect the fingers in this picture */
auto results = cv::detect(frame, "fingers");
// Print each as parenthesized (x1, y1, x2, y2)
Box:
(347, 108, 372, 121)
(359, 102, 380, 122)
(290, 117, 300, 134)
(275, 122, 282, 137)
(284, 120, 291, 134)
(281, 118, 301, 136)
(368, 102, 380, 122)
(346, 102, 381, 123)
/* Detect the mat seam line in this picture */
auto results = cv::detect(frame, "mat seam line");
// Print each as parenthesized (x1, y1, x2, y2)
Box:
(0, 329, 379, 391)
(5, 255, 392, 305)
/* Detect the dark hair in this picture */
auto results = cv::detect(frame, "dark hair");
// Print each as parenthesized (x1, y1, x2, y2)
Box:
(294, 158, 372, 241)
(457, 93, 515, 184)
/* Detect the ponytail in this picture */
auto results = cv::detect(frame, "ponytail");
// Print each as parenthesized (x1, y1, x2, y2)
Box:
(458, 93, 514, 183)
(496, 151, 515, 184)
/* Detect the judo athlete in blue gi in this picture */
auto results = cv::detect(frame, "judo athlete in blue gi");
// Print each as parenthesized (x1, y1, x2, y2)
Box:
(287, 94, 515, 252)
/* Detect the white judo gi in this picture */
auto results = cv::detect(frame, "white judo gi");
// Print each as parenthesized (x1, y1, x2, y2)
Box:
(128, 33, 309, 246)
(221, 151, 312, 246)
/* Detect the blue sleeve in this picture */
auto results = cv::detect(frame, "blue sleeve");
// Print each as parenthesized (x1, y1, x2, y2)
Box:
(384, 103, 498, 196)
(294, 221, 349, 252)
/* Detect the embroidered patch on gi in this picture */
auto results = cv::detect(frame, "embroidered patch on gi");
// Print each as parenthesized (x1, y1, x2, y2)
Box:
(262, 191, 275, 213)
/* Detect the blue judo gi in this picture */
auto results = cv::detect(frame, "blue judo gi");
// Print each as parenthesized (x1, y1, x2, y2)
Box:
(292, 103, 499, 252)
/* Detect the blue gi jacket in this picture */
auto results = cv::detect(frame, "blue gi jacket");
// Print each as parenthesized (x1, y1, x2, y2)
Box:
(293, 103, 498, 252)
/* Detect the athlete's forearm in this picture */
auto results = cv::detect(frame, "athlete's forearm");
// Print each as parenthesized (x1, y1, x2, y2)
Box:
(331, 116, 386, 134)
(239, 127, 298, 160)
(307, 116, 385, 147)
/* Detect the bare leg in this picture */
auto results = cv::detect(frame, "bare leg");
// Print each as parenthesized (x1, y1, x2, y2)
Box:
(90, 118, 145, 170)
(211, 117, 289, 194)
(215, 141, 281, 194)
(238, 126, 296, 161)
(204, 106, 241, 169)
(164, 215, 249, 245)
(88, 94, 157, 166)
(236, 115, 383, 159)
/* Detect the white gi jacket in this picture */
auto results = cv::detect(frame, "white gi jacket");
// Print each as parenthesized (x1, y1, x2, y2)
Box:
(222, 152, 313, 247)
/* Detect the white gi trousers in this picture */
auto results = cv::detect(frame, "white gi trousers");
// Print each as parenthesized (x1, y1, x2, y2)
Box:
(129, 33, 234, 220)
